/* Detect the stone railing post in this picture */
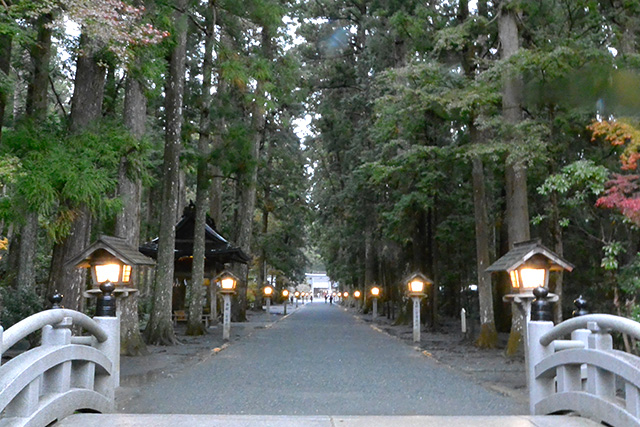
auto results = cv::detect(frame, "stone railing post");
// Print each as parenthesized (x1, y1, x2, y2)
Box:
(586, 320, 614, 399)
(41, 315, 73, 395)
(527, 287, 555, 415)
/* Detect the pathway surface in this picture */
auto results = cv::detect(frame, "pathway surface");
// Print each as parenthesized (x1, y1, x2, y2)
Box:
(119, 302, 527, 416)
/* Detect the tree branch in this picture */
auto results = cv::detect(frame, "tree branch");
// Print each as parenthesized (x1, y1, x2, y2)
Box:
(48, 75, 67, 117)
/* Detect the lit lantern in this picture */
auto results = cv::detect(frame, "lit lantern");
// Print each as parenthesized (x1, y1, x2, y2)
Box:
(371, 287, 380, 298)
(94, 260, 131, 286)
(509, 256, 549, 291)
(217, 271, 239, 294)
(70, 235, 155, 290)
(406, 272, 433, 297)
(487, 239, 574, 294)
(282, 289, 290, 298)
(354, 290, 361, 298)
(343, 292, 349, 298)
(263, 286, 274, 297)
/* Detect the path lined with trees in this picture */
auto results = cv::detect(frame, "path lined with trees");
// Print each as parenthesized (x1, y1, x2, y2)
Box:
(120, 303, 527, 415)
(0, 0, 639, 360)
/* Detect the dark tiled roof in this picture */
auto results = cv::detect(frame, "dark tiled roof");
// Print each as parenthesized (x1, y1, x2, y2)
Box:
(139, 204, 250, 265)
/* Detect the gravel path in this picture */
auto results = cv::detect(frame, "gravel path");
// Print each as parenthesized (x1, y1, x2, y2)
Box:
(120, 302, 527, 416)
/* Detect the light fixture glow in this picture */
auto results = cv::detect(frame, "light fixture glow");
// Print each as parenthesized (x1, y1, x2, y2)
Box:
(95, 264, 121, 283)
(409, 280, 424, 294)
(221, 278, 236, 290)
(519, 268, 546, 290)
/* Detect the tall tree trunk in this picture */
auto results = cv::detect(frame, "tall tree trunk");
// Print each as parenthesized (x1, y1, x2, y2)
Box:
(427, 204, 437, 327)
(144, 0, 188, 345)
(187, 0, 216, 336)
(459, 0, 497, 347)
(116, 71, 148, 356)
(549, 190, 564, 323)
(364, 229, 375, 311)
(47, 206, 92, 311)
(231, 27, 270, 322)
(499, 0, 529, 356)
(69, 35, 106, 134)
(499, 1, 529, 247)
(232, 137, 260, 320)
(48, 33, 105, 312)
(472, 155, 497, 347)
(256, 137, 273, 311)
(16, 213, 37, 291)
(209, 79, 227, 227)
(208, 36, 227, 323)
(256, 205, 269, 309)
(0, 31, 12, 143)
(17, 13, 52, 293)
(26, 13, 52, 122)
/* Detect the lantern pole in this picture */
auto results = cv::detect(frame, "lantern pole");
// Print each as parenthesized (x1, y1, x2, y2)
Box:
(217, 272, 238, 341)
(222, 293, 232, 340)
(406, 273, 432, 343)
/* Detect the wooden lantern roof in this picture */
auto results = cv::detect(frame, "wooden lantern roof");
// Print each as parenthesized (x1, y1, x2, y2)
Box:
(486, 239, 574, 274)
(68, 235, 156, 269)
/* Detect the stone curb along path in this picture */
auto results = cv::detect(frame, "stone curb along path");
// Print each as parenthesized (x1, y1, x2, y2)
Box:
(115, 304, 303, 411)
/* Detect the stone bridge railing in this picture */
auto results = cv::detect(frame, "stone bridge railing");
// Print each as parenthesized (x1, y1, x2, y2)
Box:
(528, 297, 640, 426)
(0, 304, 119, 427)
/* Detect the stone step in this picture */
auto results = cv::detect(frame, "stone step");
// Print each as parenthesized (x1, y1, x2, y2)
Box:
(57, 414, 600, 427)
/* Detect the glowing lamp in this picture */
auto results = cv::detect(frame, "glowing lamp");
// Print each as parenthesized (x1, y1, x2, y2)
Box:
(486, 239, 574, 296)
(263, 286, 274, 297)
(409, 279, 424, 294)
(405, 272, 432, 297)
(509, 257, 548, 291)
(371, 287, 380, 297)
(94, 262, 131, 286)
(217, 271, 239, 294)
(69, 235, 154, 291)
(354, 290, 361, 298)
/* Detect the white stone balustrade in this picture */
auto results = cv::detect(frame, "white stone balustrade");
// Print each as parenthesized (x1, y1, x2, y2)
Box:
(0, 309, 119, 427)
(528, 314, 640, 426)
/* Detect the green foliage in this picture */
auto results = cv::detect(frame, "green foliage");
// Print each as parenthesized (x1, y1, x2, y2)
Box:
(618, 253, 640, 295)
(602, 241, 625, 271)
(538, 160, 609, 200)
(0, 285, 43, 329)
(0, 120, 151, 242)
